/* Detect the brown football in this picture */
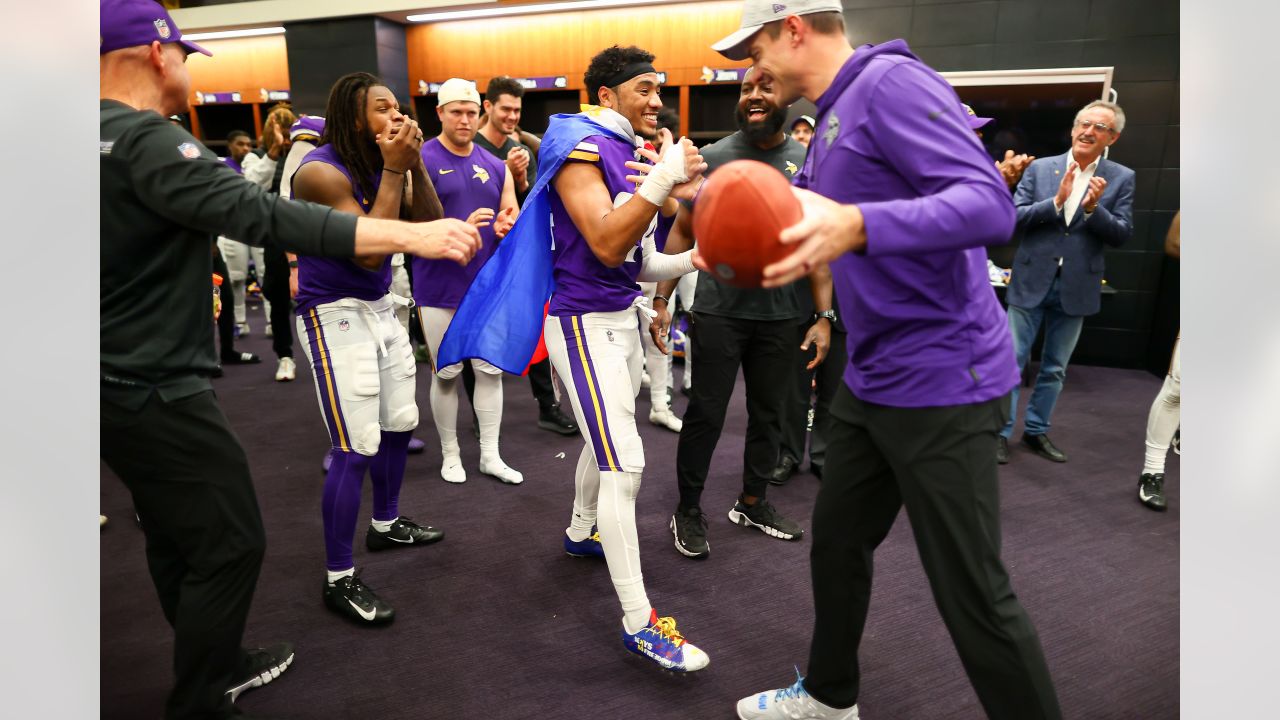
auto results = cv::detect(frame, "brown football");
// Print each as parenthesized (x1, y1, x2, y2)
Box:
(692, 159, 802, 288)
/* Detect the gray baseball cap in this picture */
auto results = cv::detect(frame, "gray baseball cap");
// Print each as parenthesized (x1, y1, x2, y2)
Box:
(711, 0, 843, 61)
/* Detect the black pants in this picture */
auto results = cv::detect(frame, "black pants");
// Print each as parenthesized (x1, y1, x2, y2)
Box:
(676, 313, 794, 510)
(805, 386, 1061, 719)
(101, 389, 266, 720)
(778, 326, 848, 473)
(260, 242, 293, 360)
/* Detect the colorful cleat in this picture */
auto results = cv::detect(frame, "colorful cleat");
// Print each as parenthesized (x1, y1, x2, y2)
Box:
(564, 526, 605, 558)
(622, 609, 709, 673)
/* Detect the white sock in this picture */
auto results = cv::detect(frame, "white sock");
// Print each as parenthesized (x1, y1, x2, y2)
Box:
(326, 567, 355, 584)
(598, 469, 651, 634)
(430, 373, 461, 454)
(370, 517, 396, 533)
(567, 444, 599, 542)
(476, 370, 522, 482)
(1142, 343, 1180, 476)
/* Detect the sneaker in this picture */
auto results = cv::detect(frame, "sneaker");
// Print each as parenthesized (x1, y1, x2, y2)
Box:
(1137, 473, 1168, 512)
(274, 357, 296, 382)
(237, 322, 251, 338)
(221, 351, 261, 365)
(670, 506, 710, 559)
(366, 516, 444, 551)
(737, 673, 859, 720)
(538, 404, 578, 436)
(407, 436, 426, 454)
(564, 526, 605, 559)
(728, 499, 804, 541)
(622, 609, 709, 673)
(649, 407, 683, 433)
(323, 573, 394, 625)
(226, 642, 294, 703)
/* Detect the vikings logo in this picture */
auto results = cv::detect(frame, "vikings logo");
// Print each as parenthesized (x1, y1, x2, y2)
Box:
(472, 164, 491, 183)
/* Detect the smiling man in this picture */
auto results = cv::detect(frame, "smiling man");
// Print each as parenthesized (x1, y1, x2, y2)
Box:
(657, 66, 833, 560)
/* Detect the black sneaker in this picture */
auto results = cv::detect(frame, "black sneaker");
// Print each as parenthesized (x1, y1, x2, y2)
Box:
(538, 404, 578, 436)
(1137, 473, 1168, 511)
(728, 499, 804, 541)
(670, 506, 710, 559)
(366, 516, 444, 551)
(226, 642, 294, 703)
(323, 573, 395, 625)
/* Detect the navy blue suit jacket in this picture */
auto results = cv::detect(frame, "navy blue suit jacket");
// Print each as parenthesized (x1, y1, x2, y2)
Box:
(1007, 152, 1135, 316)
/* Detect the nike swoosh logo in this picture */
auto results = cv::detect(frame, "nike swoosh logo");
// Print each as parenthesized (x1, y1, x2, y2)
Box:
(384, 535, 413, 543)
(348, 598, 376, 621)
(1139, 488, 1154, 501)
(438, 169, 455, 175)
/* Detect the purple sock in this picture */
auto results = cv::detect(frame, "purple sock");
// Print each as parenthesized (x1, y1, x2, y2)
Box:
(322, 450, 374, 572)
(370, 430, 411, 522)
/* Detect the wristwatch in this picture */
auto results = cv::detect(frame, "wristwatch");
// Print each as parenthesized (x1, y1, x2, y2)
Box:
(815, 309, 837, 324)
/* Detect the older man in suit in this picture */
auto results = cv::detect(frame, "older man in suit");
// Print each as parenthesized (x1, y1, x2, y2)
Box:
(999, 100, 1135, 464)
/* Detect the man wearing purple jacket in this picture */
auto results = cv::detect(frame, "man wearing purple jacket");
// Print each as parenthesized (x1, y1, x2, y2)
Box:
(711, 3, 1062, 719)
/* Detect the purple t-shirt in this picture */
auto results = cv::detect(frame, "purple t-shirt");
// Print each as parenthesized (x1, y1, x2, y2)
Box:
(223, 156, 243, 174)
(411, 138, 505, 309)
(548, 134, 649, 315)
(802, 41, 1019, 408)
(290, 144, 391, 313)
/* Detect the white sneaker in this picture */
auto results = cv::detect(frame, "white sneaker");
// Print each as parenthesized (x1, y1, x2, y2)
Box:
(264, 324, 274, 338)
(237, 322, 251, 337)
(650, 407, 683, 433)
(441, 454, 466, 484)
(479, 455, 523, 485)
(737, 676, 859, 720)
(274, 357, 296, 382)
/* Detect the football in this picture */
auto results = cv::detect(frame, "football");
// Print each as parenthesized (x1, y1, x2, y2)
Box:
(692, 159, 802, 288)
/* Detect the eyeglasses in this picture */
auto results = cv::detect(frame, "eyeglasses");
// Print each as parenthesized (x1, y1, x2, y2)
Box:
(1075, 119, 1116, 134)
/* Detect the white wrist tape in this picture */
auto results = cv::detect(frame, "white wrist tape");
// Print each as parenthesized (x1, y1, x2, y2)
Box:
(637, 141, 690, 207)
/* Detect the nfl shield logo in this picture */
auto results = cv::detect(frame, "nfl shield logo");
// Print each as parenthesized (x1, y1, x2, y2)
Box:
(338, 320, 351, 332)
(154, 19, 172, 39)
(177, 142, 200, 159)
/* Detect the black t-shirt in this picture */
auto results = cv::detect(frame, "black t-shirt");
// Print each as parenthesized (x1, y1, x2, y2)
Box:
(100, 99, 357, 403)
(474, 131, 537, 207)
(687, 131, 808, 322)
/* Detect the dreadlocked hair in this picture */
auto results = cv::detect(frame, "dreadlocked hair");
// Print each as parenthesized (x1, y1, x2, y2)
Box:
(319, 72, 386, 205)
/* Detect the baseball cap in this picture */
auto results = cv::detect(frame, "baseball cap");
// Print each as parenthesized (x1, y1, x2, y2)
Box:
(436, 78, 481, 108)
(962, 103, 994, 129)
(792, 114, 816, 129)
(290, 115, 326, 141)
(712, 0, 843, 61)
(100, 0, 211, 57)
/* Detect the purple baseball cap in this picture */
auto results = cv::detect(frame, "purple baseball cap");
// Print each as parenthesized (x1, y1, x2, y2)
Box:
(962, 103, 994, 130)
(100, 0, 211, 57)
(290, 115, 326, 141)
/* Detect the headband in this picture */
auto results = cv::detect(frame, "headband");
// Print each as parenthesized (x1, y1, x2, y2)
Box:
(603, 61, 657, 90)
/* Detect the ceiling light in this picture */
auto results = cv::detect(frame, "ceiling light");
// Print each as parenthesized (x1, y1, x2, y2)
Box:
(183, 27, 286, 41)
(408, 0, 681, 23)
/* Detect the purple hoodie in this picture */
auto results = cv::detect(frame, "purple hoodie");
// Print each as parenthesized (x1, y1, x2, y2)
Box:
(797, 40, 1018, 408)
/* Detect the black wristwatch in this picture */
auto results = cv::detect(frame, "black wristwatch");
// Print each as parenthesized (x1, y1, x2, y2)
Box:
(814, 309, 837, 324)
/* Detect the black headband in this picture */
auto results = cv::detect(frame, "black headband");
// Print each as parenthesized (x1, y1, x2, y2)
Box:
(603, 61, 657, 90)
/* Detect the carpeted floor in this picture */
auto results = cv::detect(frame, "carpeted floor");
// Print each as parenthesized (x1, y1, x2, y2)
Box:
(100, 304, 1179, 719)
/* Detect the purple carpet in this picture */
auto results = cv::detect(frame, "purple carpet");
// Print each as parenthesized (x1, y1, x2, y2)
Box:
(101, 306, 1179, 719)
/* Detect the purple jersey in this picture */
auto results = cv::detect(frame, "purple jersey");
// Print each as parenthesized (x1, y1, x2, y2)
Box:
(223, 156, 243, 174)
(290, 144, 391, 313)
(549, 134, 650, 315)
(412, 139, 505, 309)
(654, 210, 674, 253)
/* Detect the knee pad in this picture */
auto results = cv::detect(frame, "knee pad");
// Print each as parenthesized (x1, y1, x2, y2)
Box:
(435, 362, 464, 380)
(384, 392, 420, 432)
(615, 433, 645, 474)
(349, 420, 382, 456)
(475, 359, 504, 377)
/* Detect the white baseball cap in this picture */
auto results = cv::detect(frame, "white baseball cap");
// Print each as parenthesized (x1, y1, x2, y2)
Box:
(436, 78, 481, 108)
(712, 0, 844, 61)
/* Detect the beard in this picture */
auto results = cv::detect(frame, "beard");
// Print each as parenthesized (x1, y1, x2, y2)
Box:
(736, 106, 786, 144)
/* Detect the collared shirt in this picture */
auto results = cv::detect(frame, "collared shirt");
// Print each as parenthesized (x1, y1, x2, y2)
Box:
(1061, 154, 1100, 224)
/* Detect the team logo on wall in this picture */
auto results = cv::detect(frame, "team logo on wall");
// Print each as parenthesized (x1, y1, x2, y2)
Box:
(472, 164, 491, 183)
(154, 19, 171, 39)
(177, 142, 200, 159)
(338, 320, 350, 332)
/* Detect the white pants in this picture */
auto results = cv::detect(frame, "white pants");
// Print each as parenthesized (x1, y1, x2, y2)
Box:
(296, 295, 419, 456)
(546, 309, 652, 624)
(1143, 336, 1181, 475)
(671, 271, 698, 389)
(418, 306, 506, 459)
(217, 237, 268, 325)
(638, 282, 672, 412)
(390, 255, 411, 333)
